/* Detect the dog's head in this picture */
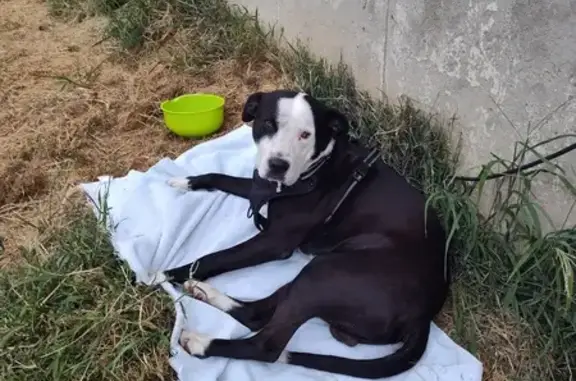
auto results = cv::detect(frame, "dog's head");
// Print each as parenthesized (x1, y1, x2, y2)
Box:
(241, 90, 349, 186)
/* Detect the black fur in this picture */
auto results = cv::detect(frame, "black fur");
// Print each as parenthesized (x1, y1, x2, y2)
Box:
(166, 90, 449, 379)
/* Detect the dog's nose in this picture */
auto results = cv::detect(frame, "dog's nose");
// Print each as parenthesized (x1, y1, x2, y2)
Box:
(268, 157, 290, 176)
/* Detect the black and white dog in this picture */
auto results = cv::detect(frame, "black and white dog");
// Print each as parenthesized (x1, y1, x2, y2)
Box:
(166, 90, 449, 379)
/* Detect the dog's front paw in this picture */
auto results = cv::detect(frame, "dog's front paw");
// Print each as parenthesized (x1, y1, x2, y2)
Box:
(167, 177, 192, 191)
(180, 330, 212, 357)
(167, 176, 214, 192)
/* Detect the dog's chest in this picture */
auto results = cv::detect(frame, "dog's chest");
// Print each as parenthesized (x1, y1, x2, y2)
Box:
(249, 171, 322, 231)
(267, 189, 327, 220)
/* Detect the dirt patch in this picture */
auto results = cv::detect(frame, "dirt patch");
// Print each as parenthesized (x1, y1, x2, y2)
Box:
(0, 0, 282, 264)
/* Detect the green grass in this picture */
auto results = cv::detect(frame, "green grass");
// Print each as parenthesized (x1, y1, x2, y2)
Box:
(33, 0, 576, 380)
(0, 210, 174, 381)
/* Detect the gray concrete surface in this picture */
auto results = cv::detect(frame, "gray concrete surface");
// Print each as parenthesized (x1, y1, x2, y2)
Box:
(232, 0, 576, 227)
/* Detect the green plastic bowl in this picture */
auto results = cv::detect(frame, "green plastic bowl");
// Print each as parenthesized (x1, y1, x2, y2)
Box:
(160, 94, 225, 138)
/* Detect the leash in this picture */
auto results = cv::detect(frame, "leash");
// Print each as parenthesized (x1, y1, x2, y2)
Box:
(455, 139, 576, 182)
(324, 148, 381, 224)
(247, 147, 381, 231)
(165, 147, 381, 284)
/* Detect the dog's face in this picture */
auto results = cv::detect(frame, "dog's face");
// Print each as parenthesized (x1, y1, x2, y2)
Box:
(242, 90, 348, 186)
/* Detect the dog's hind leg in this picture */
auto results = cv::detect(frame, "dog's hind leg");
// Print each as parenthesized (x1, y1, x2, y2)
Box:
(329, 326, 359, 347)
(180, 299, 304, 364)
(185, 280, 291, 331)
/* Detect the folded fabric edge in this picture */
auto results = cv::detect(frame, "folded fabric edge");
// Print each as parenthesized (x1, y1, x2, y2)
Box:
(78, 179, 189, 368)
(79, 178, 153, 283)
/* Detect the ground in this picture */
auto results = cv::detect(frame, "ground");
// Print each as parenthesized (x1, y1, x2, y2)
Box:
(0, 0, 280, 264)
(0, 1, 572, 381)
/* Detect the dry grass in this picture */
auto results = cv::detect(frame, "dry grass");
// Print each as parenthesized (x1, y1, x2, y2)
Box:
(0, 1, 281, 379)
(0, 0, 282, 264)
(472, 312, 550, 381)
(436, 295, 551, 381)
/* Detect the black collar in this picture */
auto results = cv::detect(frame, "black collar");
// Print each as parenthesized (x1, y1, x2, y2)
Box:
(247, 147, 380, 231)
(299, 154, 330, 180)
(247, 170, 319, 231)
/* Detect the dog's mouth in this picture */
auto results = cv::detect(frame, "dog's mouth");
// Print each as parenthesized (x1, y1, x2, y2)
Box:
(261, 173, 294, 189)
(258, 167, 296, 187)
(264, 171, 285, 182)
(258, 155, 329, 188)
(260, 160, 323, 188)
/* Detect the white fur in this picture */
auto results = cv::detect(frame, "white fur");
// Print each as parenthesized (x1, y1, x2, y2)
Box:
(180, 330, 212, 356)
(184, 279, 241, 312)
(277, 350, 290, 364)
(167, 177, 190, 190)
(256, 93, 334, 186)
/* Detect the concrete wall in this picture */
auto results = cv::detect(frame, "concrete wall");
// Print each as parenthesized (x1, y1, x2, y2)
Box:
(233, 0, 576, 227)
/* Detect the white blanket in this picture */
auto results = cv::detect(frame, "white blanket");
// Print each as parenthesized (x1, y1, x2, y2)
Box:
(80, 125, 483, 381)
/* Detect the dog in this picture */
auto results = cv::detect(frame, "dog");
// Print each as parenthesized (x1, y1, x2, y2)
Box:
(165, 90, 449, 379)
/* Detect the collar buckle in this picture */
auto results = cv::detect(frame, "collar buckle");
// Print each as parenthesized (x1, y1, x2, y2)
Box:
(324, 147, 380, 224)
(352, 164, 369, 182)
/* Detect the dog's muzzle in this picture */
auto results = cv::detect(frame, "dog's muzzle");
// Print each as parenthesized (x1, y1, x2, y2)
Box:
(266, 157, 290, 180)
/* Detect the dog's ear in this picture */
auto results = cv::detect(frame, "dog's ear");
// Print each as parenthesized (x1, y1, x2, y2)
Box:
(326, 109, 349, 136)
(242, 92, 263, 123)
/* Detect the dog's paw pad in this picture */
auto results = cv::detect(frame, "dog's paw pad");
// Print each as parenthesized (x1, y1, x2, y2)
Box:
(180, 330, 211, 356)
(167, 177, 190, 190)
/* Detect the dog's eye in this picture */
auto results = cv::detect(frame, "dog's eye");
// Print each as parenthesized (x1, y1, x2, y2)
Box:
(299, 131, 311, 140)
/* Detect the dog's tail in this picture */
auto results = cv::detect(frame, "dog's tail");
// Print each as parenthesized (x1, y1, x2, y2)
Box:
(287, 323, 430, 379)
